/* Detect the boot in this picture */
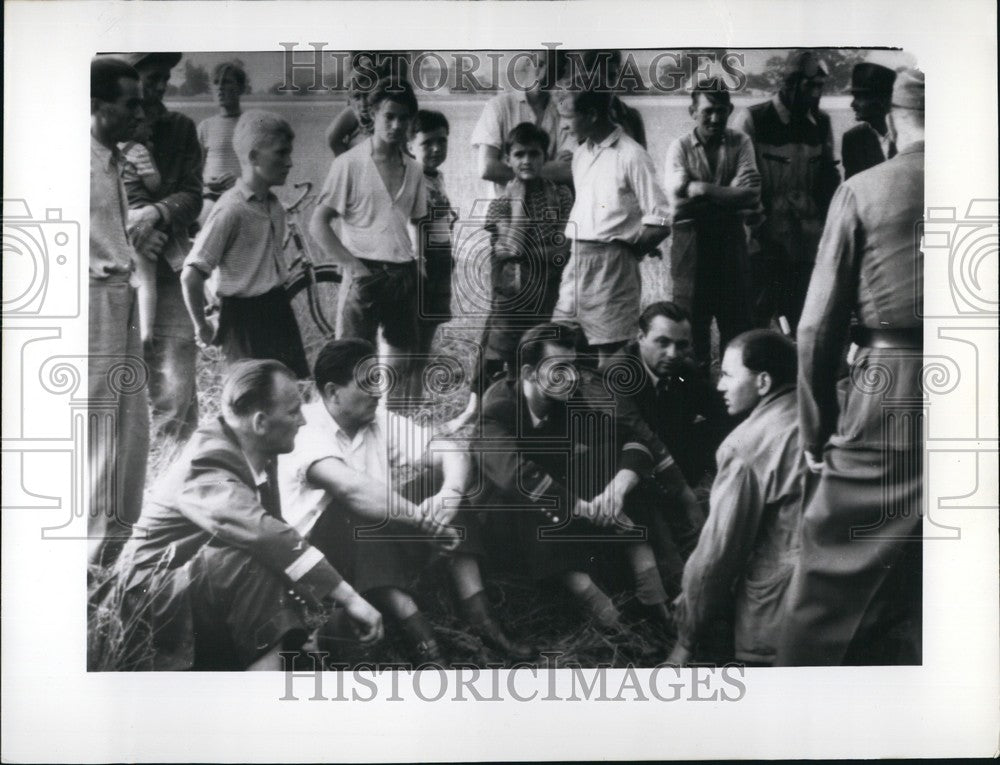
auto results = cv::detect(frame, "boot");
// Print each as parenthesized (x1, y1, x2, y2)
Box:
(398, 611, 448, 668)
(459, 591, 536, 661)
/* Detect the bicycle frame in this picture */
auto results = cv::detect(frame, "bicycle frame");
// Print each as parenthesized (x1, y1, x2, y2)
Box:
(284, 181, 337, 338)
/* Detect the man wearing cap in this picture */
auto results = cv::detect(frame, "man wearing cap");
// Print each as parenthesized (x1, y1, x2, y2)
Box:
(732, 51, 841, 334)
(122, 52, 204, 442)
(842, 63, 898, 180)
(776, 68, 925, 666)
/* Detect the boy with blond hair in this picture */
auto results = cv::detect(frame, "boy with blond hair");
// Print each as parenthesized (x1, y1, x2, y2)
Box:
(181, 109, 309, 377)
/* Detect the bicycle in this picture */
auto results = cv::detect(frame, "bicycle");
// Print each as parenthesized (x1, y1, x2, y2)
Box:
(282, 180, 343, 353)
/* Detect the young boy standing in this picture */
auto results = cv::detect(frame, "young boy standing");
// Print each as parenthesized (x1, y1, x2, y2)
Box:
(408, 110, 457, 387)
(309, 77, 427, 408)
(554, 86, 671, 368)
(181, 110, 309, 378)
(451, 122, 574, 430)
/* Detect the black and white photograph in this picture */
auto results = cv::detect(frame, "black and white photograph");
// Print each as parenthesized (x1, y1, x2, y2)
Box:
(3, 1, 997, 761)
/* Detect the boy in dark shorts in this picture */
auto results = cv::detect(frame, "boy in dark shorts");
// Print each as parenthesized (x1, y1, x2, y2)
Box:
(309, 77, 427, 408)
(450, 122, 574, 431)
(408, 109, 458, 400)
(181, 110, 309, 378)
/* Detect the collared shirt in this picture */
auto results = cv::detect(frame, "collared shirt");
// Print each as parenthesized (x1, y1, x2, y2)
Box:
(662, 127, 761, 209)
(675, 385, 806, 663)
(470, 90, 575, 197)
(184, 179, 287, 297)
(279, 401, 435, 535)
(317, 137, 427, 263)
(89, 135, 135, 280)
(566, 126, 670, 244)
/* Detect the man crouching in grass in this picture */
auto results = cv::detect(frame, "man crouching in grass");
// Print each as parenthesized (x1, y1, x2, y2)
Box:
(90, 359, 382, 671)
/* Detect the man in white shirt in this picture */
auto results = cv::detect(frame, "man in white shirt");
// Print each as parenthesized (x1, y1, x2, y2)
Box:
(470, 50, 575, 197)
(280, 339, 534, 664)
(553, 84, 671, 367)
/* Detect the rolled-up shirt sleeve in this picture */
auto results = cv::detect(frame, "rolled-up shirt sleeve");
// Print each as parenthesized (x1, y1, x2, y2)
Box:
(731, 132, 762, 202)
(662, 138, 692, 208)
(628, 148, 671, 228)
(470, 97, 503, 150)
(184, 201, 238, 277)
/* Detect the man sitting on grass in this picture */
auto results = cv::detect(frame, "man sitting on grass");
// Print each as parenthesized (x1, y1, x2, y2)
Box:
(92, 359, 382, 671)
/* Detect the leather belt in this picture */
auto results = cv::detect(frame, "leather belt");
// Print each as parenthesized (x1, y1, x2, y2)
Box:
(852, 326, 923, 349)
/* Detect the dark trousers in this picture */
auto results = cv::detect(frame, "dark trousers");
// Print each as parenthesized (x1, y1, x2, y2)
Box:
(776, 446, 923, 666)
(671, 218, 753, 365)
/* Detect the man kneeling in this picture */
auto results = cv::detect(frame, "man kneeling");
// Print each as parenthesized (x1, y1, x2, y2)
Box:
(669, 330, 808, 666)
(93, 359, 381, 671)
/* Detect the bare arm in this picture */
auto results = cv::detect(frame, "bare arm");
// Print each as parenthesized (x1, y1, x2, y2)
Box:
(478, 144, 514, 186)
(180, 265, 213, 347)
(326, 108, 360, 157)
(635, 224, 670, 254)
(687, 181, 759, 209)
(540, 158, 573, 185)
(306, 457, 419, 523)
(308, 204, 370, 275)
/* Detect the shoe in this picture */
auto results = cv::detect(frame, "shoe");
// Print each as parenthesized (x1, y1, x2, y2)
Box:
(460, 591, 536, 662)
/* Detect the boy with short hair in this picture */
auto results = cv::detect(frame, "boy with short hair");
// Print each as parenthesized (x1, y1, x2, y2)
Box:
(408, 109, 457, 368)
(451, 122, 574, 430)
(554, 85, 671, 368)
(309, 77, 428, 408)
(180, 109, 309, 378)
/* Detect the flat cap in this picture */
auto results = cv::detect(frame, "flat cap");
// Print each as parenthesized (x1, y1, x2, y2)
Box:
(891, 67, 924, 111)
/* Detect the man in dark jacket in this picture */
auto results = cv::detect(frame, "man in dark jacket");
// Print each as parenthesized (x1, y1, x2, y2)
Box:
(96, 360, 382, 671)
(842, 63, 898, 180)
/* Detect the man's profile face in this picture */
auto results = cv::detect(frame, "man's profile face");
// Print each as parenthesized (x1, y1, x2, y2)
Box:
(252, 135, 294, 187)
(334, 373, 382, 427)
(851, 93, 888, 125)
(137, 64, 172, 107)
(94, 76, 144, 145)
(717, 346, 761, 417)
(638, 315, 692, 378)
(259, 373, 306, 455)
(532, 342, 579, 403)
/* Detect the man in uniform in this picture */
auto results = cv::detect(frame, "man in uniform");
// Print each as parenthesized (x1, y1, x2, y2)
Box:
(776, 69, 925, 666)
(842, 63, 897, 180)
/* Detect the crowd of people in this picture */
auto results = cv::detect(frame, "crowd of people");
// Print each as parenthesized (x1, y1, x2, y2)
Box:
(87, 48, 925, 671)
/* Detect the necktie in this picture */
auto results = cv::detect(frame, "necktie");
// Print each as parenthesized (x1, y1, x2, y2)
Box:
(259, 463, 282, 519)
(887, 141, 898, 159)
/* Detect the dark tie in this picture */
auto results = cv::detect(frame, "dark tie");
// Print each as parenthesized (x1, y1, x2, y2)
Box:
(259, 463, 282, 519)
(887, 141, 898, 159)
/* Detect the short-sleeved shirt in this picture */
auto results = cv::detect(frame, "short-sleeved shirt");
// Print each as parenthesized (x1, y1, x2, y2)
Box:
(470, 90, 575, 197)
(184, 178, 287, 297)
(317, 137, 427, 263)
(566, 126, 670, 243)
(662, 127, 761, 210)
(279, 401, 436, 535)
(89, 136, 135, 281)
(197, 113, 242, 184)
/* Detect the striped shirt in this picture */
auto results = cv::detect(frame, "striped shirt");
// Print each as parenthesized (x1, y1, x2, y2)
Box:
(197, 113, 242, 184)
(184, 179, 287, 297)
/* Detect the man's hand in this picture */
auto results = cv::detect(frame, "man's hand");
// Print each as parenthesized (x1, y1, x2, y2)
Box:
(687, 181, 709, 198)
(342, 591, 384, 644)
(666, 643, 692, 666)
(128, 206, 165, 258)
(416, 489, 462, 551)
(194, 322, 215, 350)
(805, 451, 824, 475)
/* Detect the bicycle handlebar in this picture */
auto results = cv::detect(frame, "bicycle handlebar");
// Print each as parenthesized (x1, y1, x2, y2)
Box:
(285, 181, 314, 214)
